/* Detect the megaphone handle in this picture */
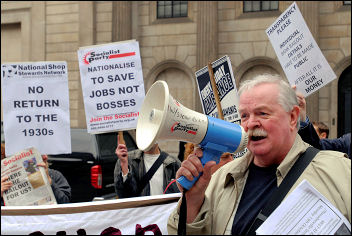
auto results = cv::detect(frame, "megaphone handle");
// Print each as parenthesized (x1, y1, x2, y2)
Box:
(177, 148, 221, 190)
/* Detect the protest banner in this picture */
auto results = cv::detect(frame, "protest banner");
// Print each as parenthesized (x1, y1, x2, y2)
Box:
(195, 55, 241, 124)
(266, 2, 336, 97)
(1, 193, 181, 235)
(1, 147, 57, 206)
(77, 40, 145, 134)
(1, 61, 71, 156)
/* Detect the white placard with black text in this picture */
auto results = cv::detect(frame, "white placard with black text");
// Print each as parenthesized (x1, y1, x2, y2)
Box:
(266, 2, 336, 97)
(77, 40, 145, 134)
(1, 62, 71, 156)
(195, 55, 241, 124)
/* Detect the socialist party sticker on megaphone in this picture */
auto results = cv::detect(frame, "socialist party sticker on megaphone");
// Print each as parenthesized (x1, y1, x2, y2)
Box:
(136, 80, 248, 190)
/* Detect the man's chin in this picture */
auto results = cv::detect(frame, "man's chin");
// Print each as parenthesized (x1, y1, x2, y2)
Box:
(248, 144, 269, 156)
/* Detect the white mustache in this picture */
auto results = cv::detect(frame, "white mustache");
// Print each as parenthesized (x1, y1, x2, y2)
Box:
(248, 128, 268, 137)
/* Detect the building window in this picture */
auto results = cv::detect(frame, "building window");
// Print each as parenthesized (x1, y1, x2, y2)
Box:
(157, 1, 188, 19)
(338, 65, 351, 137)
(343, 1, 351, 5)
(243, 1, 279, 12)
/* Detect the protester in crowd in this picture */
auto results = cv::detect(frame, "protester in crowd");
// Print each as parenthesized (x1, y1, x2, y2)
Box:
(209, 152, 234, 174)
(168, 74, 351, 234)
(37, 154, 71, 204)
(295, 87, 351, 158)
(312, 121, 330, 139)
(178, 141, 187, 162)
(114, 137, 181, 198)
(183, 142, 195, 161)
(1, 142, 71, 205)
(1, 143, 4, 158)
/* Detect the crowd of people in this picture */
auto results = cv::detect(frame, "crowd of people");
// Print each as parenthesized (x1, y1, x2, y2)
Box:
(1, 73, 350, 234)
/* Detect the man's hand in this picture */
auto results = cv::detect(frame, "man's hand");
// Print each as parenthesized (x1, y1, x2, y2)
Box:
(292, 85, 307, 122)
(38, 155, 52, 184)
(116, 134, 129, 175)
(176, 147, 216, 223)
(115, 144, 128, 161)
(1, 176, 13, 198)
(37, 161, 52, 185)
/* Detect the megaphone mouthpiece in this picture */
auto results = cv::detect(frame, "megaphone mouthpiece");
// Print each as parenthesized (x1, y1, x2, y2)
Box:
(149, 109, 162, 123)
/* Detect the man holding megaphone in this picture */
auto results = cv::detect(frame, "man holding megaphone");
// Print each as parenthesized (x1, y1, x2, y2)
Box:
(166, 74, 350, 235)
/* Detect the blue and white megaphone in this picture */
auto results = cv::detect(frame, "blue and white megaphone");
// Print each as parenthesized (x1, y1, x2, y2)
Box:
(136, 80, 248, 190)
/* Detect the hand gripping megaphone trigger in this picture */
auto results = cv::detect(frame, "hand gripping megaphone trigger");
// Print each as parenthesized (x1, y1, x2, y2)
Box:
(136, 80, 248, 190)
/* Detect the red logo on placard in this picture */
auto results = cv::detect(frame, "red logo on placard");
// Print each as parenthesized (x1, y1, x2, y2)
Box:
(83, 52, 92, 65)
(82, 50, 135, 65)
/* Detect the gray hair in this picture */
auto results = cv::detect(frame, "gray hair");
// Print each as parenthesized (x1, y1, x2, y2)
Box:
(238, 74, 300, 129)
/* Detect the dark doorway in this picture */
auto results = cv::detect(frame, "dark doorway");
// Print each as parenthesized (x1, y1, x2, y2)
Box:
(338, 65, 351, 137)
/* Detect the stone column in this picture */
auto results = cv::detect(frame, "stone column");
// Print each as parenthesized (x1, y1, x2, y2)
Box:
(112, 1, 132, 41)
(31, 1, 45, 61)
(296, 1, 319, 122)
(78, 2, 95, 127)
(196, 1, 218, 111)
(79, 2, 95, 47)
(196, 1, 218, 69)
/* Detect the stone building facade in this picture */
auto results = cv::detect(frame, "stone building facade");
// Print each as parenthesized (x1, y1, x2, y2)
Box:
(1, 1, 350, 155)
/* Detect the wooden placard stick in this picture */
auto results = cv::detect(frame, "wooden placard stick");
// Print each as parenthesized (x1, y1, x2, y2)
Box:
(207, 62, 224, 120)
(208, 63, 232, 159)
(118, 131, 126, 145)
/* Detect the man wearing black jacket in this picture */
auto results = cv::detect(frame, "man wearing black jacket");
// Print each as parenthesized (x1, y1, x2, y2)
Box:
(295, 88, 351, 158)
(114, 141, 180, 198)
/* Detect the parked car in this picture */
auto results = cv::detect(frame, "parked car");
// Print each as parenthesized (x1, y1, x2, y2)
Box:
(47, 129, 137, 203)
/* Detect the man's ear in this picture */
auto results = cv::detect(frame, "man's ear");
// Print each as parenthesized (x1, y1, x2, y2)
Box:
(320, 132, 327, 139)
(290, 105, 300, 130)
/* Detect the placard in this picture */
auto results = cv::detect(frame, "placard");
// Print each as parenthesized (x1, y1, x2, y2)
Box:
(195, 55, 241, 124)
(77, 40, 145, 133)
(266, 2, 336, 97)
(1, 62, 71, 156)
